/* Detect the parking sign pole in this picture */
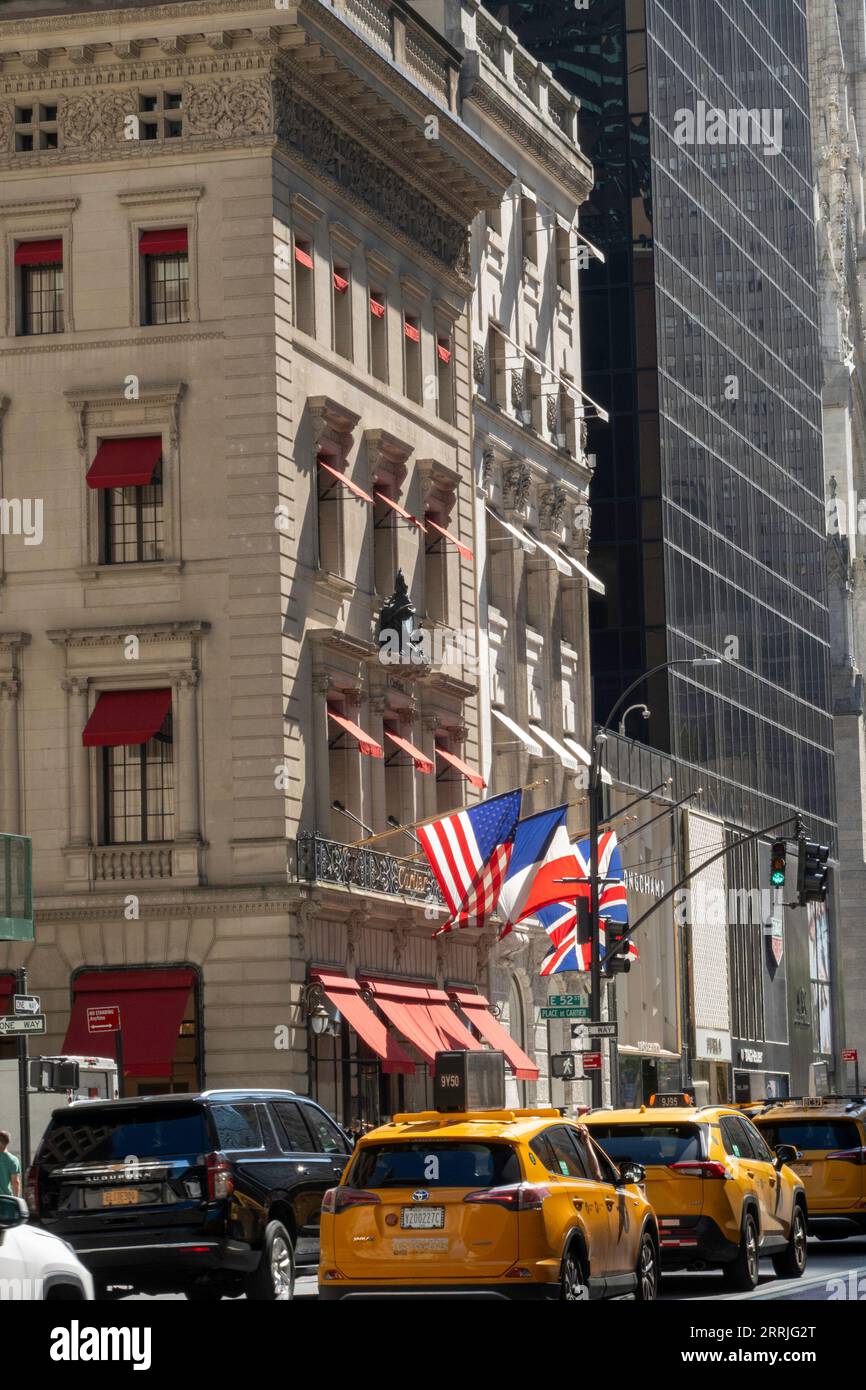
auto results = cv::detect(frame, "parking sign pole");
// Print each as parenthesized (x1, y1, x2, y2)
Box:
(15, 966, 30, 1168)
(114, 1027, 124, 1099)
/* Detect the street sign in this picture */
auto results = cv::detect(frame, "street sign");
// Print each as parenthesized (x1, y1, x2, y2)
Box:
(581, 1052, 602, 1070)
(552, 1052, 585, 1080)
(843, 1049, 858, 1062)
(548, 995, 588, 1008)
(87, 1005, 121, 1033)
(12, 994, 40, 1016)
(0, 1014, 46, 1036)
(571, 1021, 618, 1040)
(540, 1005, 590, 1020)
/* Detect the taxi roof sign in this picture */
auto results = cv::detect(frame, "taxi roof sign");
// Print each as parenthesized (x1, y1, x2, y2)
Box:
(434, 1051, 506, 1112)
(648, 1091, 694, 1108)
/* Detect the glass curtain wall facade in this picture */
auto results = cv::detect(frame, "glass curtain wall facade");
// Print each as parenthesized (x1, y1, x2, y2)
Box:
(486, 0, 835, 849)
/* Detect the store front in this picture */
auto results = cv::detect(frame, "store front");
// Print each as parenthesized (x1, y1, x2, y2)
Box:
(63, 966, 201, 1095)
(618, 1047, 683, 1106)
(305, 970, 537, 1129)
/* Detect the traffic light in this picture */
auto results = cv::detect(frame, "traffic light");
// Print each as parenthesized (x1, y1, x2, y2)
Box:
(603, 921, 632, 976)
(797, 838, 830, 905)
(770, 837, 788, 888)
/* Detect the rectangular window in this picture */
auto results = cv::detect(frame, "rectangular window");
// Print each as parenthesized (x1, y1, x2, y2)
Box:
(560, 379, 578, 455)
(102, 472, 165, 564)
(16, 240, 64, 336)
(436, 335, 454, 424)
(103, 713, 174, 845)
(140, 228, 189, 326)
(332, 264, 352, 359)
(521, 195, 538, 266)
(489, 326, 507, 408)
(556, 225, 572, 291)
(404, 314, 422, 403)
(369, 291, 387, 381)
(527, 367, 542, 432)
(294, 239, 315, 335)
(485, 203, 502, 236)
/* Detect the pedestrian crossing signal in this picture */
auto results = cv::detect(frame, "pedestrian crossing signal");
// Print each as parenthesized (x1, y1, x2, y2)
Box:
(770, 838, 787, 888)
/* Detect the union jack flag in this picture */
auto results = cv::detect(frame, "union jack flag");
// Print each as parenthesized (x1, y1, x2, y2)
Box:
(537, 830, 637, 975)
(417, 789, 522, 934)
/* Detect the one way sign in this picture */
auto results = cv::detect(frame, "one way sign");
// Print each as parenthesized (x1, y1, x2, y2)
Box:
(552, 1052, 585, 1080)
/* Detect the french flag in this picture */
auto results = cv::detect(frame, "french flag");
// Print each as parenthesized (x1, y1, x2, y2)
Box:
(496, 804, 575, 938)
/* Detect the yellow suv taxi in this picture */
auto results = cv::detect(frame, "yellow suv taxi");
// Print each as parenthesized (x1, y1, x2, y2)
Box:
(753, 1096, 866, 1240)
(584, 1095, 807, 1291)
(318, 1107, 659, 1301)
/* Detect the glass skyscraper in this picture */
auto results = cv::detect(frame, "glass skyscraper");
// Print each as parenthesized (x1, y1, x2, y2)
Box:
(485, 0, 835, 849)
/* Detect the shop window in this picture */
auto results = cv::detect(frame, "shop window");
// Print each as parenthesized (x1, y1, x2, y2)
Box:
(15, 240, 63, 336)
(436, 335, 454, 424)
(404, 314, 422, 403)
(332, 264, 352, 359)
(369, 291, 388, 381)
(294, 238, 315, 335)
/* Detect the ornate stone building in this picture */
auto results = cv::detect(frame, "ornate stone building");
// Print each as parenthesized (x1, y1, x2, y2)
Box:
(809, 0, 866, 1072)
(415, 0, 597, 1104)
(0, 0, 559, 1129)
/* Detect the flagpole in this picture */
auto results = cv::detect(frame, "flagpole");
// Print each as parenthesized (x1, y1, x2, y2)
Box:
(347, 778, 549, 848)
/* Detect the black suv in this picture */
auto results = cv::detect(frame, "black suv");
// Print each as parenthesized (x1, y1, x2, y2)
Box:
(26, 1089, 351, 1300)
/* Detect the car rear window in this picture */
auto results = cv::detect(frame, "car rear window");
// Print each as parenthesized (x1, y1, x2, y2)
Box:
(348, 1142, 521, 1189)
(757, 1120, 860, 1151)
(589, 1123, 704, 1166)
(38, 1105, 207, 1166)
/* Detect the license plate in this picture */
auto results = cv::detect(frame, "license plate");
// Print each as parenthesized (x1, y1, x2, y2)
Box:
(102, 1188, 140, 1207)
(792, 1163, 813, 1177)
(401, 1206, 445, 1229)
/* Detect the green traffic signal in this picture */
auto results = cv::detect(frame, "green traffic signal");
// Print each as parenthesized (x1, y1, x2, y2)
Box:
(770, 838, 787, 888)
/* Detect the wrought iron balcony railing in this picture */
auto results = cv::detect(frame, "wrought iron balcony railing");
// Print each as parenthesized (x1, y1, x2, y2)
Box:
(297, 831, 444, 906)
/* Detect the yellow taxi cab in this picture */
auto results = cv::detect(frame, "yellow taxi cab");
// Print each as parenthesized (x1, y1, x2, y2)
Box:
(583, 1093, 808, 1291)
(753, 1095, 866, 1240)
(318, 1106, 659, 1301)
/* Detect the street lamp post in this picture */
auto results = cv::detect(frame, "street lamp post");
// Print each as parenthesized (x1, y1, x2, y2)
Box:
(586, 655, 722, 1108)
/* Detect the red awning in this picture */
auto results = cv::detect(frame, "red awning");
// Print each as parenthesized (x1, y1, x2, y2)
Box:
(62, 968, 195, 1078)
(312, 971, 415, 1075)
(333, 272, 349, 293)
(450, 989, 539, 1080)
(139, 228, 188, 256)
(370, 297, 386, 319)
(437, 341, 452, 364)
(86, 436, 162, 490)
(82, 688, 172, 748)
(426, 517, 473, 562)
(403, 321, 420, 343)
(375, 490, 426, 532)
(327, 707, 383, 759)
(435, 744, 486, 789)
(15, 238, 63, 266)
(424, 989, 483, 1051)
(361, 979, 441, 1066)
(318, 457, 374, 505)
(295, 245, 314, 269)
(384, 730, 433, 774)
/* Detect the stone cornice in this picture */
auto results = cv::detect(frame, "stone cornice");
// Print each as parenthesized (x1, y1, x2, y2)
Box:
(33, 884, 309, 924)
(0, 1, 294, 41)
(0, 196, 79, 218)
(0, 631, 30, 652)
(462, 73, 593, 204)
(47, 620, 210, 649)
(0, 330, 223, 358)
(63, 380, 186, 410)
(116, 185, 204, 206)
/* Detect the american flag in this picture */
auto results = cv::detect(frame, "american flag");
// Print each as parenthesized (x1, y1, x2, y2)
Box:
(417, 789, 522, 933)
(538, 830, 637, 974)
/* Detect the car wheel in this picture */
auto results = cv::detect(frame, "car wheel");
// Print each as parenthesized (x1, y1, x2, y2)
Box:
(723, 1214, 759, 1291)
(244, 1221, 295, 1302)
(772, 1206, 807, 1280)
(634, 1231, 658, 1302)
(559, 1246, 588, 1301)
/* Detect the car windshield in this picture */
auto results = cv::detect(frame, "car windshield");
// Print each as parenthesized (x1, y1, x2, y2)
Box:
(757, 1120, 859, 1151)
(348, 1141, 521, 1189)
(589, 1124, 704, 1166)
(38, 1105, 207, 1166)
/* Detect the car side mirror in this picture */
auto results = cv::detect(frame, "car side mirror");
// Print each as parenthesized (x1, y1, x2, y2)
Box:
(0, 1196, 28, 1229)
(774, 1144, 801, 1167)
(616, 1160, 645, 1187)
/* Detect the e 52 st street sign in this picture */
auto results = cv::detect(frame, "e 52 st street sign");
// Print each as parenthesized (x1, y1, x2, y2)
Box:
(0, 1013, 46, 1036)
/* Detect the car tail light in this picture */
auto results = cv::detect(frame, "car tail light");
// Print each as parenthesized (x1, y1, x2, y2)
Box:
(668, 1161, 729, 1179)
(205, 1152, 234, 1200)
(24, 1164, 38, 1216)
(463, 1183, 550, 1211)
(827, 1147, 866, 1165)
(321, 1187, 381, 1214)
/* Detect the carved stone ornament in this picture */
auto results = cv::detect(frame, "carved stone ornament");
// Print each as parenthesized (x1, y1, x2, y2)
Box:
(473, 342, 487, 384)
(61, 91, 137, 148)
(502, 462, 531, 512)
(510, 368, 525, 410)
(539, 484, 567, 532)
(0, 104, 12, 155)
(183, 77, 272, 139)
(546, 394, 559, 432)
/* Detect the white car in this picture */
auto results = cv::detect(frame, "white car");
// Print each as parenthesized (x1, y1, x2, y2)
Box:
(0, 1194, 93, 1300)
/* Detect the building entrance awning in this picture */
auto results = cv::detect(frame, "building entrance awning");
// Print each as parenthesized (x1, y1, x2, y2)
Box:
(311, 971, 415, 1075)
(62, 968, 195, 1077)
(449, 989, 539, 1080)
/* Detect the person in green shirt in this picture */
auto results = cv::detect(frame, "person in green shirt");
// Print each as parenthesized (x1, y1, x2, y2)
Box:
(0, 1130, 21, 1197)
